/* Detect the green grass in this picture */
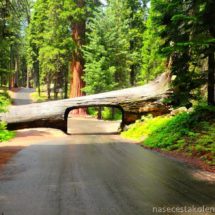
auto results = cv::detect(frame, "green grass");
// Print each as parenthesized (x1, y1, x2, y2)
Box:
(122, 104, 215, 165)
(31, 89, 65, 103)
(122, 115, 170, 141)
(31, 91, 49, 103)
(0, 91, 15, 142)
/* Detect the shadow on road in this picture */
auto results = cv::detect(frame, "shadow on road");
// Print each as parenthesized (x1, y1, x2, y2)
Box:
(0, 138, 214, 214)
(69, 132, 119, 135)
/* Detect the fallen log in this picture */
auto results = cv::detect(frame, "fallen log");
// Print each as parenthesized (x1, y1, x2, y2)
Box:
(0, 72, 172, 132)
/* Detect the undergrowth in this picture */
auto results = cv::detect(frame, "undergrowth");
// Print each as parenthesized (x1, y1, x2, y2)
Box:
(88, 107, 122, 120)
(122, 104, 215, 165)
(0, 122, 15, 142)
(0, 91, 15, 142)
(0, 91, 11, 112)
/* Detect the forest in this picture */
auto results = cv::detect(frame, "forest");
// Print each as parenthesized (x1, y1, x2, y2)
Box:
(0, 0, 214, 106)
(0, 0, 215, 164)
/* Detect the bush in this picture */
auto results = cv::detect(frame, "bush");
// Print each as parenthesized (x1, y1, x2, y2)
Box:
(87, 107, 98, 117)
(122, 115, 170, 141)
(0, 92, 11, 112)
(0, 122, 15, 142)
(144, 113, 191, 147)
(122, 104, 215, 165)
(0, 91, 14, 142)
(102, 107, 122, 120)
(87, 107, 122, 120)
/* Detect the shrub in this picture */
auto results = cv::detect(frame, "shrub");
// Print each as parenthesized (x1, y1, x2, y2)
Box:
(0, 91, 14, 142)
(122, 115, 170, 141)
(0, 92, 11, 112)
(102, 107, 122, 120)
(122, 104, 215, 165)
(0, 122, 15, 142)
(87, 107, 122, 120)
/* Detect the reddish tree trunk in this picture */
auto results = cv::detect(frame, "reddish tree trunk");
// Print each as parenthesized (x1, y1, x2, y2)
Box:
(70, 0, 86, 115)
(9, 75, 15, 89)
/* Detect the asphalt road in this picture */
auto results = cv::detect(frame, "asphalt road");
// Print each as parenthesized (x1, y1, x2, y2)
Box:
(0, 118, 215, 215)
(11, 88, 35, 105)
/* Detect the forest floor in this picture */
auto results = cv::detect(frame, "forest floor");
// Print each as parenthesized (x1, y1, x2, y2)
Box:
(143, 146, 215, 173)
(122, 106, 215, 173)
(0, 128, 66, 169)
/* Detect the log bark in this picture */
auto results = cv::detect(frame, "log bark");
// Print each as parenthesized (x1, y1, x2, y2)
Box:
(1, 72, 172, 132)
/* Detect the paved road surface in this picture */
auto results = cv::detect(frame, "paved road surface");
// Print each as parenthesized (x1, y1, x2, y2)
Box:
(0, 118, 215, 215)
(11, 88, 35, 105)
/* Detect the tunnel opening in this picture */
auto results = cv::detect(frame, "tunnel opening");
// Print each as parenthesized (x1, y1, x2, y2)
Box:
(64, 105, 125, 135)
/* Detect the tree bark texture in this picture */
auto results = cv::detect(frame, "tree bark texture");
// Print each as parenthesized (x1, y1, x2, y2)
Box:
(70, 0, 86, 115)
(1, 72, 172, 132)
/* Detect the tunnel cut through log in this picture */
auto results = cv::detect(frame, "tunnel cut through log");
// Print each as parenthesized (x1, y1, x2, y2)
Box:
(1, 72, 172, 133)
(65, 104, 125, 134)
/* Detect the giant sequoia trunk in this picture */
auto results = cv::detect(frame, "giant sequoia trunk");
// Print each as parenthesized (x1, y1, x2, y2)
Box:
(70, 0, 86, 115)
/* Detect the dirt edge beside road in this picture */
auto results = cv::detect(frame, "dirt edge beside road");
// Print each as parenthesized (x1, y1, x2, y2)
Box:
(0, 147, 24, 169)
(0, 128, 66, 168)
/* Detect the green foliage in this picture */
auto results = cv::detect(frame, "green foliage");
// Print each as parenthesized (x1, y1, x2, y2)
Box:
(0, 0, 33, 86)
(87, 107, 122, 120)
(0, 122, 15, 142)
(102, 107, 122, 121)
(26, 0, 73, 93)
(122, 115, 170, 141)
(31, 91, 49, 103)
(83, 1, 132, 94)
(0, 91, 14, 142)
(150, 0, 215, 106)
(145, 104, 215, 148)
(122, 105, 215, 165)
(125, 0, 149, 85)
(0, 92, 11, 112)
(25, 0, 101, 97)
(144, 113, 191, 147)
(87, 107, 98, 117)
(139, 4, 166, 84)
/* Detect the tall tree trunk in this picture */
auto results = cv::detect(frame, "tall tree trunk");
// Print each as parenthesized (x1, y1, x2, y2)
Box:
(47, 74, 51, 100)
(64, 64, 69, 99)
(130, 65, 135, 86)
(111, 107, 115, 120)
(8, 45, 13, 89)
(33, 52, 40, 96)
(14, 56, 19, 88)
(97, 107, 102, 120)
(70, 0, 86, 115)
(130, 39, 135, 86)
(54, 80, 58, 100)
(26, 67, 30, 88)
(208, 51, 215, 105)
